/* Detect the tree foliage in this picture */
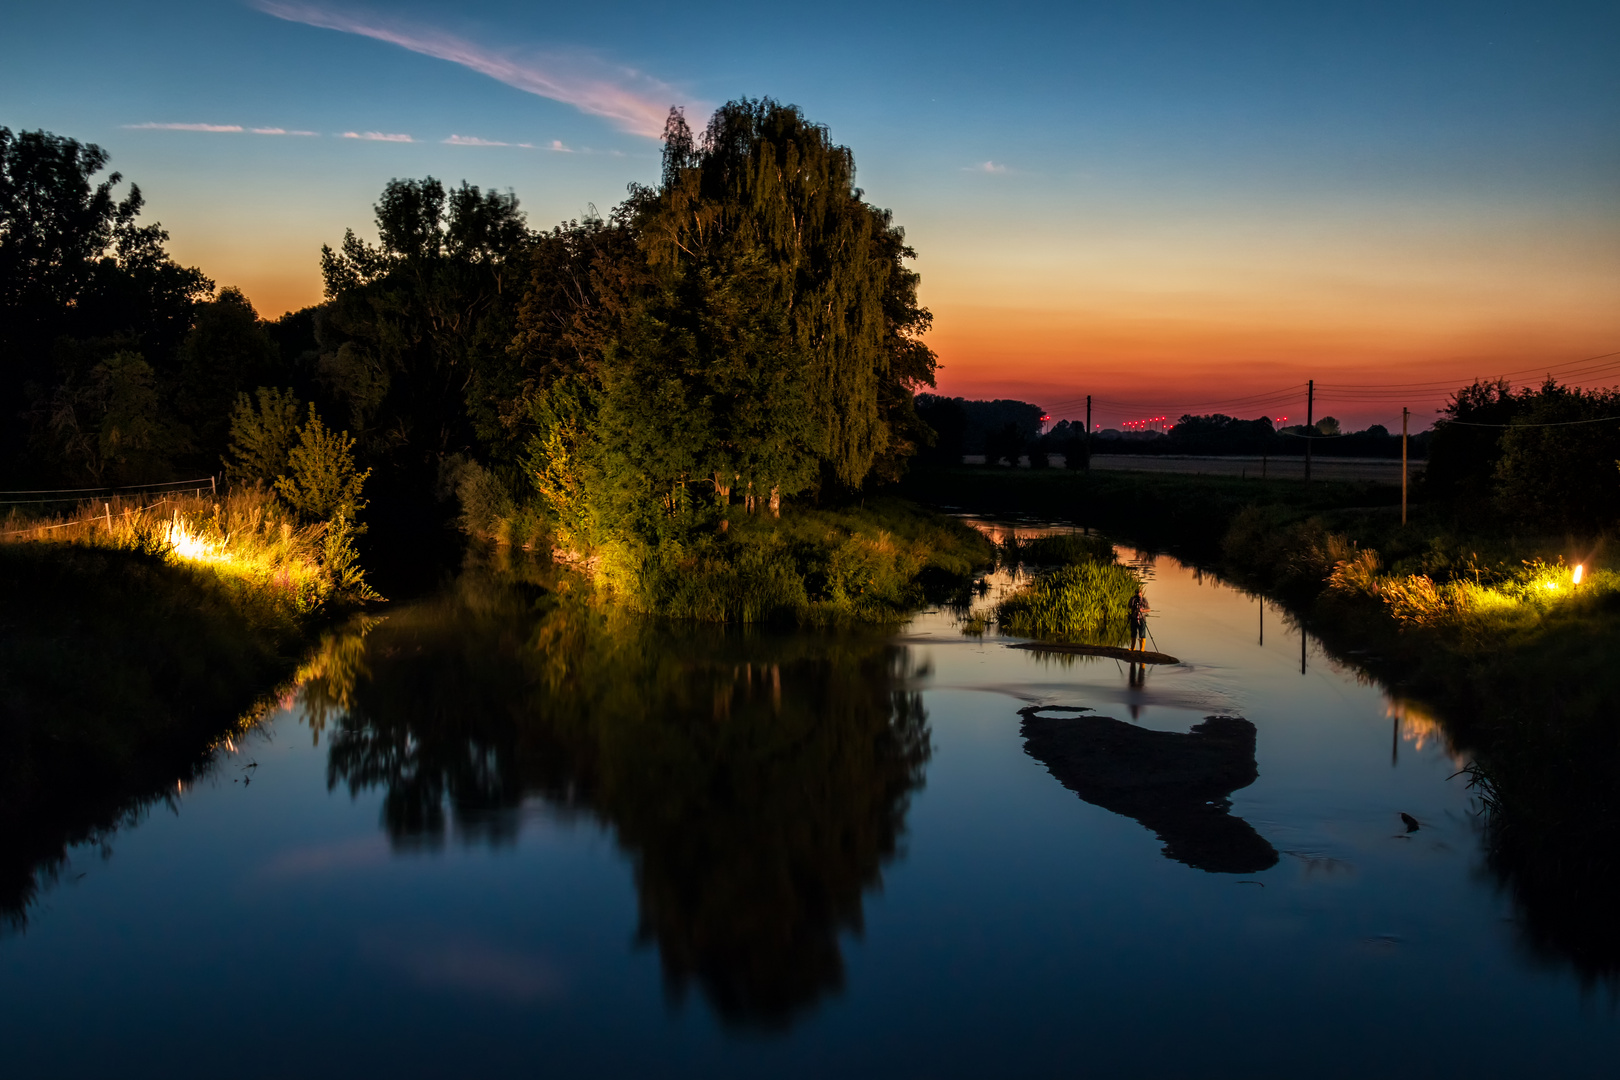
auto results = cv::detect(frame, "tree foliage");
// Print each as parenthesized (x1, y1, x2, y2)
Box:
(317, 176, 531, 475)
(1492, 382, 1620, 528)
(509, 100, 938, 558)
(1, 126, 212, 480)
(226, 386, 304, 484)
(276, 405, 371, 525)
(43, 351, 187, 485)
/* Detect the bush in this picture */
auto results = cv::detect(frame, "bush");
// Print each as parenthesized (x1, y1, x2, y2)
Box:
(995, 562, 1141, 643)
(275, 405, 371, 525)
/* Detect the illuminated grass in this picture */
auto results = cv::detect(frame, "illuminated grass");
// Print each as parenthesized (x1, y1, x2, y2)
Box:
(1326, 549, 1614, 630)
(1, 485, 377, 613)
(995, 561, 1142, 645)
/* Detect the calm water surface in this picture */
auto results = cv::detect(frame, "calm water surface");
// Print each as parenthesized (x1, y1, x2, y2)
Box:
(3, 530, 1616, 1077)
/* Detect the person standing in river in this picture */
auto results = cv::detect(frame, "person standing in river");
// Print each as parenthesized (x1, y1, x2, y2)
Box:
(1128, 586, 1150, 652)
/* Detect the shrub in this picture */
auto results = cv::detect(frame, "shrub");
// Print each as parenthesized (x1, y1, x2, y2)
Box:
(275, 405, 371, 525)
(995, 561, 1141, 643)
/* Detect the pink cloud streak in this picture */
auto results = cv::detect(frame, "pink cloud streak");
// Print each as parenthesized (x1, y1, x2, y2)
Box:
(254, 2, 682, 137)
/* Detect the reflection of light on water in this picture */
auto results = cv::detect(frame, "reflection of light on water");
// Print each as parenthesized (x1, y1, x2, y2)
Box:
(1386, 698, 1465, 766)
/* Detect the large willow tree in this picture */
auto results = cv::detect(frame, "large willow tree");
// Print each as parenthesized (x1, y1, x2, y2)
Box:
(514, 99, 937, 550)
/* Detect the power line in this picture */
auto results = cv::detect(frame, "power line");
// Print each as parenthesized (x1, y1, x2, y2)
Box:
(1441, 415, 1620, 428)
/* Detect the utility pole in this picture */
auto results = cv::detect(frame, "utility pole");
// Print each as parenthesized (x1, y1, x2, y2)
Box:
(1304, 379, 1315, 482)
(1084, 395, 1092, 471)
(1401, 407, 1409, 525)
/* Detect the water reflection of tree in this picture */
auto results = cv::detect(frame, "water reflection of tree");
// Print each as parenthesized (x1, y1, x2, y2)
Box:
(316, 566, 931, 1027)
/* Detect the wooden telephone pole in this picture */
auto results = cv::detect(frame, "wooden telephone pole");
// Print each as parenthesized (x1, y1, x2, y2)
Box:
(1084, 395, 1092, 471)
(1401, 406, 1409, 525)
(1304, 379, 1315, 483)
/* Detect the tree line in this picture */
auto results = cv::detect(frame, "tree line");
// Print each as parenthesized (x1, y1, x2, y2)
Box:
(1, 101, 937, 559)
(7, 113, 1614, 543)
(915, 395, 1427, 466)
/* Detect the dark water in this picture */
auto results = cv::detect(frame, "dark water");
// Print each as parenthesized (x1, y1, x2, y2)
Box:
(3, 531, 1616, 1077)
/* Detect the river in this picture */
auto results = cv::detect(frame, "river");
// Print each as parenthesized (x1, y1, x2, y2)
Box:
(2, 525, 1614, 1077)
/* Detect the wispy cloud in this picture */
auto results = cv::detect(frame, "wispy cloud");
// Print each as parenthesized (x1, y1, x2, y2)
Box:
(548, 139, 573, 153)
(124, 123, 324, 137)
(444, 134, 521, 147)
(342, 130, 414, 142)
(965, 160, 1009, 174)
(254, 2, 683, 137)
(125, 122, 244, 132)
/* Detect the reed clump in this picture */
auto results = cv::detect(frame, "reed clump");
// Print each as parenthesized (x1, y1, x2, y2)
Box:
(995, 561, 1142, 644)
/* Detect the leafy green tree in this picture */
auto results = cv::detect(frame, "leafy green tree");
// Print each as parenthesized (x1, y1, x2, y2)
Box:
(225, 386, 304, 484)
(317, 177, 532, 481)
(510, 100, 939, 557)
(276, 405, 371, 524)
(637, 101, 937, 495)
(177, 287, 279, 459)
(1425, 379, 1522, 502)
(43, 351, 187, 485)
(1, 126, 210, 479)
(1493, 381, 1620, 528)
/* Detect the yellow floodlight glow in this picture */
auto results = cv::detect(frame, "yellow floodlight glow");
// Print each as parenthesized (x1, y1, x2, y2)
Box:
(164, 518, 227, 564)
(1574, 564, 1584, 586)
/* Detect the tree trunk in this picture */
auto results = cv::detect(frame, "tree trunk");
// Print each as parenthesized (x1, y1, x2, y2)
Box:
(769, 486, 780, 517)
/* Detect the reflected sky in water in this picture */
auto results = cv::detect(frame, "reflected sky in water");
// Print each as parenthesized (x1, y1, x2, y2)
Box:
(2, 537, 1616, 1077)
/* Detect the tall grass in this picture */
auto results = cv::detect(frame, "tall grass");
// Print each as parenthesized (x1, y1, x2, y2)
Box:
(994, 561, 1141, 644)
(1, 485, 377, 612)
(1317, 540, 1615, 634)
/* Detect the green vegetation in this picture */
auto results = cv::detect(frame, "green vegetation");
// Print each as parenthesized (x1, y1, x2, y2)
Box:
(995, 562, 1140, 644)
(596, 498, 993, 624)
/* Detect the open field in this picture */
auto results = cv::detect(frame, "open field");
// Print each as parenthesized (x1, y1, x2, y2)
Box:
(962, 454, 1418, 483)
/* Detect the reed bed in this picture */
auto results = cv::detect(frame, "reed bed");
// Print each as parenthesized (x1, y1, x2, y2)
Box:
(995, 561, 1142, 644)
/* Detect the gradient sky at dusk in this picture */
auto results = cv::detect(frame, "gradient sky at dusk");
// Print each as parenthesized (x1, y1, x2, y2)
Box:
(5, 0, 1617, 428)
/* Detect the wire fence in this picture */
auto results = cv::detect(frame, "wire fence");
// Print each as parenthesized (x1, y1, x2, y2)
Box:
(0, 477, 217, 507)
(0, 494, 185, 539)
